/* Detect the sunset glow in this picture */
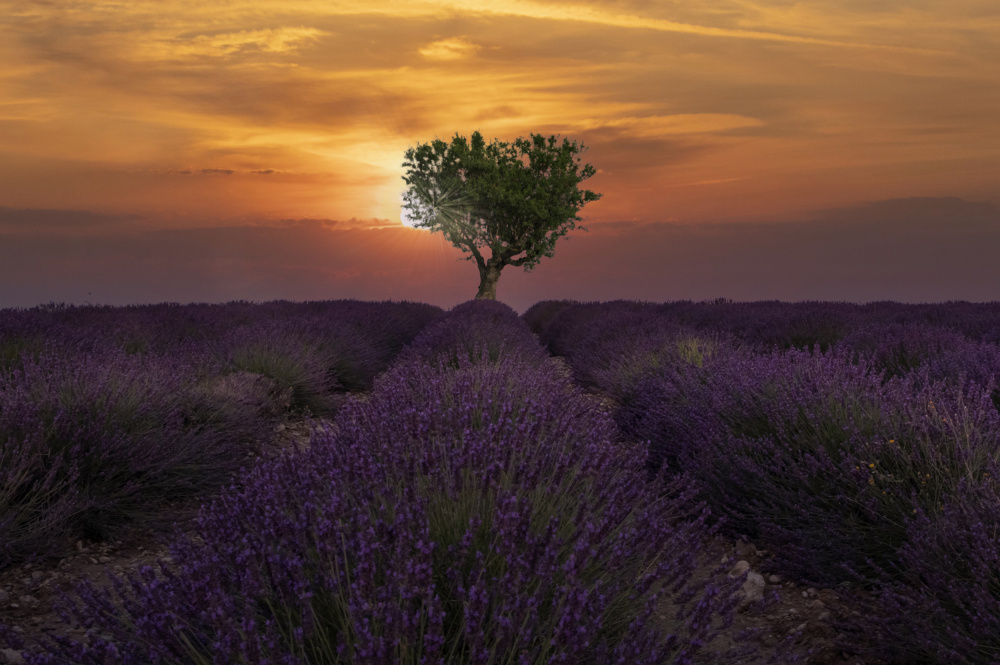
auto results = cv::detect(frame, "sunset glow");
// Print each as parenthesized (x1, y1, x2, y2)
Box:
(2, 0, 998, 308)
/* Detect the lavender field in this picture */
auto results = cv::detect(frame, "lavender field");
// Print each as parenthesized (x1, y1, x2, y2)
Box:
(2, 298, 1000, 664)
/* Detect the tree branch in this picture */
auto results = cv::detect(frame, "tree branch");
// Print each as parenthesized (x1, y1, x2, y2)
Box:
(465, 237, 486, 271)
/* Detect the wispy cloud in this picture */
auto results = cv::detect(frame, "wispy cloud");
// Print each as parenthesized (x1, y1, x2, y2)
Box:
(437, 0, 953, 55)
(578, 114, 764, 136)
(172, 27, 326, 57)
(418, 36, 487, 60)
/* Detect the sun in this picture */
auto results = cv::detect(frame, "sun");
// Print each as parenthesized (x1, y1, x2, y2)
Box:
(400, 190, 437, 229)
(399, 191, 420, 228)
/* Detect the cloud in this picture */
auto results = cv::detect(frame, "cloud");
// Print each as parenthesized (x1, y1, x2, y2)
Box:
(164, 168, 278, 176)
(578, 113, 765, 136)
(266, 217, 400, 230)
(172, 27, 327, 57)
(418, 36, 485, 60)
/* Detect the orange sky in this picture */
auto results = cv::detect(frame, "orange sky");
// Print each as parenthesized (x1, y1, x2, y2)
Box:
(2, 0, 999, 308)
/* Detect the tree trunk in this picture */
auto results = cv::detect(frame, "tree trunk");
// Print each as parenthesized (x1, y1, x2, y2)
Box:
(475, 261, 503, 300)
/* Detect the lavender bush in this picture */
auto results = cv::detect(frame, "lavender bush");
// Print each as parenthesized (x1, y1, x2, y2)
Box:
(399, 299, 549, 369)
(832, 403, 1000, 665)
(550, 309, 729, 404)
(217, 321, 343, 417)
(0, 349, 274, 569)
(520, 299, 578, 345)
(836, 322, 979, 380)
(619, 345, 1000, 590)
(0, 313, 47, 374)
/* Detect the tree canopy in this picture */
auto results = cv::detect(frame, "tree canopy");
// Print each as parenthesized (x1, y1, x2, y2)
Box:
(401, 130, 602, 299)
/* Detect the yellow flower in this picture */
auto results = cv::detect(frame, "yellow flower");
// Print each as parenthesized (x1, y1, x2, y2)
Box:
(869, 463, 875, 468)
(889, 439, 895, 443)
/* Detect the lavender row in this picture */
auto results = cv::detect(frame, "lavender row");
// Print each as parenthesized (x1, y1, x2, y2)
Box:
(0, 300, 441, 377)
(7, 301, 760, 664)
(528, 300, 1000, 664)
(527, 298, 1000, 356)
(0, 301, 443, 572)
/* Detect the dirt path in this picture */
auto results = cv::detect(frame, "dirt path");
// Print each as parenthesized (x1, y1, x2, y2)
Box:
(656, 531, 891, 665)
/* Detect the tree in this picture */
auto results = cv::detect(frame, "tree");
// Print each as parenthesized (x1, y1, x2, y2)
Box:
(400, 130, 602, 300)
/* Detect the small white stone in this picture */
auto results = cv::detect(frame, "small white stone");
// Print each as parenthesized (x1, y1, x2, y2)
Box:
(768, 574, 781, 584)
(728, 560, 751, 578)
(741, 572, 766, 605)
